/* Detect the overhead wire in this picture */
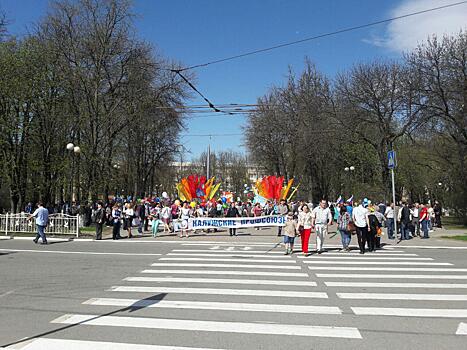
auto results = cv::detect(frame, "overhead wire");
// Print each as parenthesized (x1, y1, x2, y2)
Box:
(176, 1, 467, 71)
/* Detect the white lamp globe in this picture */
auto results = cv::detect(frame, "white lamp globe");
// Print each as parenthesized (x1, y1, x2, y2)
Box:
(66, 143, 74, 151)
(344, 167, 349, 172)
(73, 146, 81, 154)
(349, 166, 355, 171)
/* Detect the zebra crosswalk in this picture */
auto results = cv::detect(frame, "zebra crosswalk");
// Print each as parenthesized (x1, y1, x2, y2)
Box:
(7, 242, 467, 349)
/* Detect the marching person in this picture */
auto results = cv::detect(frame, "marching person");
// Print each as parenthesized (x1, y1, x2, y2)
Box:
(111, 203, 122, 240)
(225, 202, 241, 236)
(180, 201, 191, 238)
(276, 199, 289, 237)
(29, 201, 49, 245)
(283, 212, 297, 255)
(123, 203, 134, 238)
(352, 199, 369, 254)
(297, 204, 313, 256)
(419, 203, 430, 239)
(337, 205, 352, 251)
(311, 199, 333, 254)
(94, 202, 106, 240)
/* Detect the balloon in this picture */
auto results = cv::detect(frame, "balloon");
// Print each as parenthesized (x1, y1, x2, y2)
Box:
(174, 199, 180, 206)
(162, 191, 168, 198)
(190, 201, 196, 208)
(244, 184, 248, 187)
(243, 190, 248, 194)
(222, 203, 228, 208)
(221, 197, 227, 203)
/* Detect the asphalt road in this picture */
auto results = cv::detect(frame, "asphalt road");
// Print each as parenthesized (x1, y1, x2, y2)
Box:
(1, 228, 467, 350)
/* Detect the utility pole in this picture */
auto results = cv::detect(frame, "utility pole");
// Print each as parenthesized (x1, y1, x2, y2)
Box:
(388, 145, 397, 242)
(207, 135, 211, 179)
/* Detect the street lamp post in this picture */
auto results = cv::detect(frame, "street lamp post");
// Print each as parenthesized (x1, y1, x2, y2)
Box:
(66, 143, 80, 205)
(344, 166, 355, 197)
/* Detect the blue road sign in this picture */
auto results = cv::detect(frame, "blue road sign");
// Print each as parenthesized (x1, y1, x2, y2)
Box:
(388, 150, 396, 169)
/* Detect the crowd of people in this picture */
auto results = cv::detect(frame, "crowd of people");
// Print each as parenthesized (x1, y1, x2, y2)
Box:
(23, 196, 444, 251)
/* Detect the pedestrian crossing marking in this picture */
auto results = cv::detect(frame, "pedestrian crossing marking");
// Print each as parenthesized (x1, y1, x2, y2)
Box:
(124, 276, 317, 286)
(160, 257, 296, 263)
(456, 322, 467, 335)
(326, 282, 467, 288)
(317, 274, 467, 280)
(167, 253, 289, 258)
(303, 261, 451, 265)
(51, 314, 362, 339)
(337, 293, 467, 301)
(309, 266, 467, 272)
(297, 256, 433, 260)
(151, 262, 302, 269)
(172, 249, 283, 254)
(109, 286, 328, 298)
(141, 269, 308, 277)
(352, 307, 467, 318)
(83, 298, 342, 314)
(7, 338, 226, 350)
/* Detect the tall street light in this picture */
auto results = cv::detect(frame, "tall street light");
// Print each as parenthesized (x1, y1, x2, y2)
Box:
(344, 166, 355, 197)
(67, 143, 80, 205)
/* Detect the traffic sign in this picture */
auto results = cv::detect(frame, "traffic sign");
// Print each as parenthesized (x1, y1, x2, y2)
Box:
(388, 150, 396, 169)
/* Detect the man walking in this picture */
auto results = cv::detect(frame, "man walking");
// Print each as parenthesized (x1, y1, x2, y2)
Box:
(276, 199, 289, 237)
(398, 202, 412, 240)
(384, 202, 395, 239)
(411, 203, 420, 237)
(419, 203, 430, 239)
(311, 199, 333, 254)
(225, 202, 241, 236)
(94, 202, 106, 240)
(352, 199, 369, 254)
(29, 201, 49, 245)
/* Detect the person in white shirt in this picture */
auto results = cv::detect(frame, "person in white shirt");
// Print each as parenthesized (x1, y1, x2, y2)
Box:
(384, 203, 395, 239)
(352, 199, 369, 254)
(123, 203, 134, 238)
(180, 202, 191, 238)
(311, 199, 333, 254)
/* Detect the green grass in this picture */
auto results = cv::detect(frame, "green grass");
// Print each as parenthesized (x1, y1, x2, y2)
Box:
(442, 216, 467, 230)
(441, 235, 467, 241)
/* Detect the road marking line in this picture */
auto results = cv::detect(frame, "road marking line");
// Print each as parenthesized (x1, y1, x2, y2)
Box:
(303, 261, 451, 265)
(298, 256, 432, 260)
(456, 322, 467, 335)
(160, 258, 296, 263)
(337, 293, 467, 301)
(325, 282, 467, 288)
(309, 266, 467, 272)
(142, 269, 308, 277)
(124, 277, 317, 286)
(312, 252, 419, 256)
(395, 245, 467, 250)
(8, 338, 226, 349)
(83, 298, 341, 314)
(167, 253, 289, 259)
(109, 286, 328, 298)
(317, 274, 467, 279)
(151, 263, 301, 270)
(51, 314, 361, 338)
(0, 248, 161, 256)
(352, 307, 467, 318)
(172, 249, 282, 254)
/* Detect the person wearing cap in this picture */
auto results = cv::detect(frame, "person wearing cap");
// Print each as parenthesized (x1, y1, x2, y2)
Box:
(283, 212, 297, 255)
(352, 199, 369, 254)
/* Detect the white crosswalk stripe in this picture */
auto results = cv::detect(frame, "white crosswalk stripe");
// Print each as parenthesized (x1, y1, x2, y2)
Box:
(141, 269, 309, 277)
(304, 260, 451, 265)
(83, 298, 342, 314)
(317, 273, 467, 279)
(51, 314, 362, 339)
(160, 257, 296, 263)
(172, 249, 283, 254)
(7, 338, 226, 350)
(352, 307, 467, 318)
(325, 282, 467, 288)
(108, 286, 327, 298)
(167, 253, 290, 259)
(337, 293, 467, 301)
(309, 266, 467, 272)
(298, 256, 433, 260)
(456, 322, 467, 335)
(123, 276, 317, 286)
(151, 262, 301, 269)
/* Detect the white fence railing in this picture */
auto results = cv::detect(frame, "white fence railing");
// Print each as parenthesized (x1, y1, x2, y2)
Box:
(0, 213, 80, 237)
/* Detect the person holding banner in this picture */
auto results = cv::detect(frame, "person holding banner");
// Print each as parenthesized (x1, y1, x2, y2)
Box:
(226, 202, 241, 236)
(297, 204, 313, 256)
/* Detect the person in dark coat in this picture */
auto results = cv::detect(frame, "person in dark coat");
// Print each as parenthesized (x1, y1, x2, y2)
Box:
(225, 202, 241, 236)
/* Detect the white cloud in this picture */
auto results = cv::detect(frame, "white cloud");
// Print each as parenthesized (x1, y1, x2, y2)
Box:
(369, 0, 467, 52)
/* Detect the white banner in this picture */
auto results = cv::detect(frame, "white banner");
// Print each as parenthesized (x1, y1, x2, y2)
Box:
(188, 215, 288, 230)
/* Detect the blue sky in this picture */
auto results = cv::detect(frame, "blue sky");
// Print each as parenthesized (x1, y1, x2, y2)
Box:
(2, 0, 466, 158)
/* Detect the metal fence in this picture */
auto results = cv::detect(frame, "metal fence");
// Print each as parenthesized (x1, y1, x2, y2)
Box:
(0, 213, 80, 237)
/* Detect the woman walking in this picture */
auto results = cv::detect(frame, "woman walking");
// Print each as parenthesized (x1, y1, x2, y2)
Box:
(180, 202, 191, 238)
(111, 203, 122, 240)
(123, 203, 134, 238)
(297, 204, 313, 256)
(337, 205, 352, 251)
